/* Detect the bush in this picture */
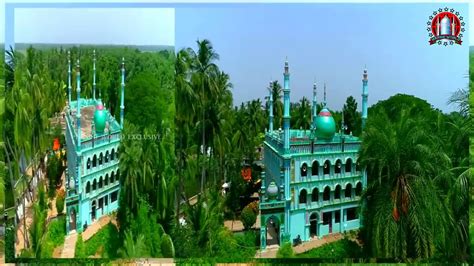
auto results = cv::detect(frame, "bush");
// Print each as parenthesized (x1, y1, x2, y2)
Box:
(295, 238, 363, 258)
(5, 226, 15, 262)
(171, 224, 199, 258)
(240, 204, 257, 230)
(56, 189, 65, 215)
(38, 181, 47, 211)
(75, 234, 85, 258)
(39, 216, 66, 258)
(276, 242, 294, 258)
(161, 233, 175, 258)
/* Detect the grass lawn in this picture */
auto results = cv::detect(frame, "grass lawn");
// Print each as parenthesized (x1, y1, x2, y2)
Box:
(295, 238, 363, 259)
(80, 222, 121, 258)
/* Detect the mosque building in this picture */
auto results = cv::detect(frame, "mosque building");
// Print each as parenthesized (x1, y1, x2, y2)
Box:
(259, 61, 368, 249)
(64, 50, 125, 233)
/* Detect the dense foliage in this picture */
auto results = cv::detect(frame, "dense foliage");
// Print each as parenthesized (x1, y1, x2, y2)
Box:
(359, 94, 470, 261)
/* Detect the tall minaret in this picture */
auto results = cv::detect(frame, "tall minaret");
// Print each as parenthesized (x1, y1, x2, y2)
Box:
(283, 60, 291, 154)
(311, 82, 317, 129)
(93, 50, 97, 101)
(282, 59, 291, 240)
(120, 57, 125, 128)
(361, 68, 369, 129)
(76, 59, 82, 150)
(67, 51, 72, 108)
(268, 81, 274, 132)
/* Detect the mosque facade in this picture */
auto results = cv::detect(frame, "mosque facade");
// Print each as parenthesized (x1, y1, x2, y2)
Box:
(259, 61, 368, 249)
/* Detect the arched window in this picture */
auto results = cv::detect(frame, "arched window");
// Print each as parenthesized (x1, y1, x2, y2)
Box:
(355, 182, 362, 196)
(301, 163, 308, 177)
(323, 160, 330, 175)
(335, 159, 342, 174)
(93, 155, 97, 167)
(323, 186, 330, 201)
(299, 189, 307, 204)
(105, 151, 109, 163)
(345, 158, 352, 173)
(116, 148, 120, 160)
(312, 161, 319, 176)
(116, 170, 120, 183)
(86, 181, 91, 193)
(92, 179, 97, 191)
(98, 176, 103, 189)
(99, 152, 103, 165)
(312, 188, 319, 202)
(87, 158, 91, 170)
(111, 148, 115, 161)
(105, 173, 109, 186)
(335, 185, 341, 199)
(345, 183, 353, 198)
(356, 162, 361, 172)
(111, 171, 115, 183)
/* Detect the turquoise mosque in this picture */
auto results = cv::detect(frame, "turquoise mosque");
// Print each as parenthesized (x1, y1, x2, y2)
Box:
(64, 50, 125, 233)
(259, 61, 368, 249)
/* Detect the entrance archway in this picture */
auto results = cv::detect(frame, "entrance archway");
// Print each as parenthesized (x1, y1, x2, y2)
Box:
(266, 216, 280, 247)
(91, 200, 97, 221)
(69, 208, 77, 231)
(309, 212, 318, 237)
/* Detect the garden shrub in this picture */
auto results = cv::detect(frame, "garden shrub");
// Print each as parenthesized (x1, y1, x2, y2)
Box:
(161, 233, 175, 258)
(276, 242, 294, 258)
(5, 226, 15, 262)
(240, 204, 257, 230)
(56, 189, 65, 215)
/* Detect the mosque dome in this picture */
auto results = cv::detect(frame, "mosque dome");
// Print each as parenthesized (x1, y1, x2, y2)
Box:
(267, 181, 279, 199)
(94, 104, 107, 133)
(315, 108, 336, 140)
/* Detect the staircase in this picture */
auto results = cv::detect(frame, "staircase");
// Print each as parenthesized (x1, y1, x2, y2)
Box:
(60, 230, 78, 258)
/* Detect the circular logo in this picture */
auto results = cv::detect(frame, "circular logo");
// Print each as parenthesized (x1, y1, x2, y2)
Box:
(427, 7, 464, 46)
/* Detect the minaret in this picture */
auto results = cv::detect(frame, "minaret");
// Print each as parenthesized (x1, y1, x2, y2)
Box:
(76, 59, 82, 150)
(361, 68, 369, 129)
(93, 50, 96, 101)
(283, 60, 291, 154)
(282, 59, 291, 240)
(323, 83, 327, 107)
(120, 57, 125, 129)
(268, 81, 274, 132)
(67, 51, 72, 108)
(312, 82, 317, 129)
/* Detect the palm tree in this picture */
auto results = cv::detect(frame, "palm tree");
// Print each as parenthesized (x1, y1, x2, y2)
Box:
(118, 121, 142, 214)
(359, 108, 455, 259)
(269, 80, 283, 129)
(119, 230, 146, 258)
(294, 97, 311, 131)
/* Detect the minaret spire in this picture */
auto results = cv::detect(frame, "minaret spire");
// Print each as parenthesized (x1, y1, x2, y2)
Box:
(67, 50, 72, 108)
(323, 83, 327, 107)
(120, 57, 125, 128)
(268, 81, 274, 132)
(312, 82, 317, 129)
(283, 59, 291, 153)
(93, 49, 96, 101)
(76, 59, 82, 150)
(361, 67, 369, 129)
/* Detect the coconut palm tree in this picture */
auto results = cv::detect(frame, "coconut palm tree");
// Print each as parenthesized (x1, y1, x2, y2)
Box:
(294, 97, 311, 131)
(269, 80, 283, 129)
(359, 108, 455, 259)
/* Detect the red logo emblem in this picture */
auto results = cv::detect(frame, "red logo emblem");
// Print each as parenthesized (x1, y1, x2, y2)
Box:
(427, 8, 464, 46)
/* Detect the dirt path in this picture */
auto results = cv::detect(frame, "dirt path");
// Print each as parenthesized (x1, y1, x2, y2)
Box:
(60, 231, 77, 258)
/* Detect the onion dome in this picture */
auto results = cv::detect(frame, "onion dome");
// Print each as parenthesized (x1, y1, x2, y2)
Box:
(94, 104, 107, 133)
(68, 178, 75, 190)
(440, 15, 452, 35)
(315, 108, 336, 140)
(267, 181, 279, 199)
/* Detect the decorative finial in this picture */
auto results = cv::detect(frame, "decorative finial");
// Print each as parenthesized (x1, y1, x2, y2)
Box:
(122, 57, 125, 67)
(323, 83, 327, 106)
(284, 57, 289, 74)
(363, 67, 368, 80)
(76, 59, 80, 70)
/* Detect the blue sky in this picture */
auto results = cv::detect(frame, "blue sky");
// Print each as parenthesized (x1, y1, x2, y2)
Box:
(8, 7, 175, 46)
(176, 3, 469, 112)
